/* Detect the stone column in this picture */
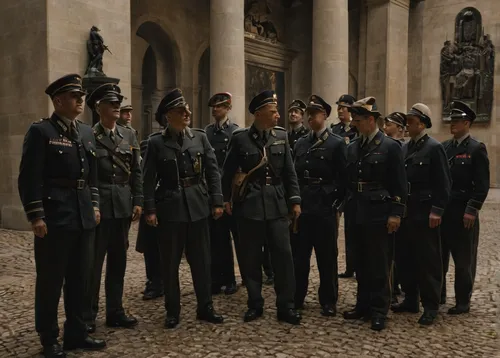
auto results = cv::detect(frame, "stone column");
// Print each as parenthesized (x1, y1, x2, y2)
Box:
(312, 0, 349, 107)
(364, 0, 410, 114)
(210, 0, 245, 126)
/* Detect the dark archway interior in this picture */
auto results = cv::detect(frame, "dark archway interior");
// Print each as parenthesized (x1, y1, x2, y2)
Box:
(197, 47, 211, 128)
(136, 21, 178, 135)
(141, 46, 157, 135)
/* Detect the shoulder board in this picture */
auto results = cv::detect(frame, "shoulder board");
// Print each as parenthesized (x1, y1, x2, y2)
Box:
(349, 136, 361, 143)
(273, 126, 286, 131)
(233, 127, 249, 135)
(76, 119, 90, 126)
(205, 123, 214, 129)
(192, 128, 206, 133)
(116, 122, 127, 127)
(300, 133, 309, 139)
(149, 131, 162, 138)
(385, 136, 400, 144)
(468, 136, 481, 144)
(33, 117, 49, 124)
(230, 122, 240, 128)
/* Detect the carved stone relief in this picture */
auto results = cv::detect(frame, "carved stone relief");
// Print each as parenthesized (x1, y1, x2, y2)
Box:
(244, 0, 279, 42)
(440, 7, 495, 122)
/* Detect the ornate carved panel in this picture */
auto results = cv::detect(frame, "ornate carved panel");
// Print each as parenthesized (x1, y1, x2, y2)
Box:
(440, 7, 495, 122)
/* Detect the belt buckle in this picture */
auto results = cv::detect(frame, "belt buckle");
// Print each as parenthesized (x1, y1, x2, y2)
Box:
(265, 176, 272, 186)
(357, 182, 363, 192)
(76, 179, 85, 190)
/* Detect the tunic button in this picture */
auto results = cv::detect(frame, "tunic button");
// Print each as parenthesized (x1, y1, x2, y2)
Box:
(182, 153, 185, 156)
(359, 170, 362, 173)
(306, 160, 309, 164)
(59, 150, 63, 154)
(321, 156, 324, 159)
(419, 162, 422, 165)
(112, 174, 116, 177)
(113, 165, 117, 168)
(81, 169, 84, 173)
(81, 158, 84, 162)
(224, 138, 228, 142)
(222, 149, 226, 153)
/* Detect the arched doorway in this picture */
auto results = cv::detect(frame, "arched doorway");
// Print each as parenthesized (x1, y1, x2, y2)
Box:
(197, 47, 211, 128)
(136, 21, 179, 135)
(141, 46, 157, 135)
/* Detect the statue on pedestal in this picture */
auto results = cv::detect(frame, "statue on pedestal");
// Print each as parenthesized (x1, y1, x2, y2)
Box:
(85, 26, 112, 77)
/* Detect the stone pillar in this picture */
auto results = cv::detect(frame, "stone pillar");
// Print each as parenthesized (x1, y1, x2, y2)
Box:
(0, 0, 131, 229)
(210, 0, 245, 126)
(312, 0, 349, 107)
(364, 0, 410, 114)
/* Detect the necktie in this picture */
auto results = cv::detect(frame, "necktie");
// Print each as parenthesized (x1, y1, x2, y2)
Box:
(452, 140, 459, 148)
(262, 131, 268, 143)
(70, 122, 78, 141)
(109, 130, 115, 144)
(177, 133, 183, 147)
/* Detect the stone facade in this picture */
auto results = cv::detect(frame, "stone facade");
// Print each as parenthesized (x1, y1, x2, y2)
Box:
(0, 0, 131, 229)
(0, 0, 498, 229)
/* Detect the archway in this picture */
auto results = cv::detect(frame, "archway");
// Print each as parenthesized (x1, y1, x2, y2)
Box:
(136, 21, 179, 135)
(197, 47, 211, 128)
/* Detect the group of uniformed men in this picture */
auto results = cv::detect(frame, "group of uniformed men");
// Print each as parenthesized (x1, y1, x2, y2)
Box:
(18, 73, 489, 357)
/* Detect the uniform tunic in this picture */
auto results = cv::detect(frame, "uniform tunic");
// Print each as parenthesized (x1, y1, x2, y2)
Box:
(18, 113, 98, 344)
(221, 125, 300, 310)
(441, 135, 489, 306)
(142, 127, 223, 316)
(292, 128, 347, 307)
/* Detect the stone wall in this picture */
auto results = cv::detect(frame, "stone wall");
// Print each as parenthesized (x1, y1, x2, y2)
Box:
(420, 0, 500, 186)
(0, 0, 131, 229)
(0, 0, 48, 229)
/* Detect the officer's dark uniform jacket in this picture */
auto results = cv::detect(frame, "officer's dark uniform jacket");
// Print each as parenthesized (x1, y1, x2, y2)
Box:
(442, 135, 490, 214)
(294, 128, 347, 216)
(205, 119, 239, 170)
(221, 125, 301, 220)
(346, 130, 407, 224)
(18, 113, 99, 230)
(288, 125, 309, 152)
(403, 134, 451, 220)
(143, 127, 223, 222)
(331, 121, 357, 144)
(93, 122, 143, 219)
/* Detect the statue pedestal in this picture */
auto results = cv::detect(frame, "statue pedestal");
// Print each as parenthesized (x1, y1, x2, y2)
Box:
(82, 74, 120, 125)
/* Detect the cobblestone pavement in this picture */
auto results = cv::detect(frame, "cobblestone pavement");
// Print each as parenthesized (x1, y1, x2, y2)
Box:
(1, 192, 499, 357)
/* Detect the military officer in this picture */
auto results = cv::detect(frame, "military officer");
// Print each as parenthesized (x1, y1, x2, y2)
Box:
(18, 74, 106, 357)
(136, 137, 164, 300)
(287, 99, 309, 151)
(118, 104, 138, 132)
(292, 95, 348, 316)
(222, 90, 302, 325)
(205, 92, 240, 295)
(84, 83, 143, 332)
(342, 97, 407, 331)
(391, 103, 451, 325)
(441, 101, 490, 314)
(331, 94, 358, 144)
(382, 112, 407, 300)
(332, 94, 358, 279)
(142, 88, 224, 329)
(383, 112, 407, 144)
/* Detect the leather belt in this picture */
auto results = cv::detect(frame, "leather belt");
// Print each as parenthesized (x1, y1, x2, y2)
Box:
(179, 176, 202, 188)
(352, 181, 384, 192)
(47, 178, 87, 190)
(299, 177, 332, 186)
(256, 176, 282, 186)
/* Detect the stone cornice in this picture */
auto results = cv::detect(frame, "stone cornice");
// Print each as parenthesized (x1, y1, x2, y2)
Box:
(365, 0, 410, 9)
